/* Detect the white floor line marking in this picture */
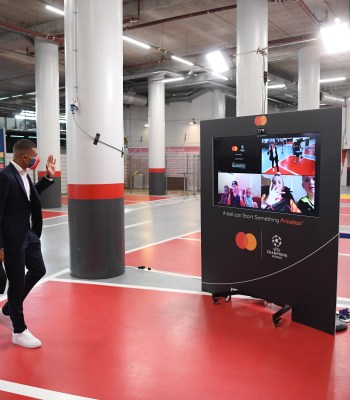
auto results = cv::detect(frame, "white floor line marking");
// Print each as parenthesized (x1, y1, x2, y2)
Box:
(43, 221, 152, 229)
(126, 197, 199, 212)
(0, 379, 97, 400)
(126, 266, 200, 279)
(339, 253, 350, 257)
(125, 221, 151, 228)
(51, 277, 210, 296)
(177, 237, 201, 242)
(0, 268, 69, 302)
(337, 296, 350, 302)
(125, 229, 201, 253)
(43, 222, 68, 228)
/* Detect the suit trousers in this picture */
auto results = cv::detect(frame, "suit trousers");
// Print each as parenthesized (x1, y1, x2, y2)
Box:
(4, 229, 46, 333)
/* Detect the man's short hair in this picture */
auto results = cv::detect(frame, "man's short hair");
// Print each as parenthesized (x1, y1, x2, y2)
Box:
(13, 139, 37, 154)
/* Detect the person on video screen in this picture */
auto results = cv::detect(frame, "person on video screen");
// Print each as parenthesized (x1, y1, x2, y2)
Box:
(297, 176, 315, 215)
(218, 185, 230, 205)
(292, 139, 303, 164)
(267, 142, 279, 173)
(227, 180, 242, 207)
(241, 187, 258, 208)
(261, 173, 300, 213)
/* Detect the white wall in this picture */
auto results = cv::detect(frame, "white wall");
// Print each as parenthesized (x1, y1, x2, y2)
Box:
(124, 91, 217, 148)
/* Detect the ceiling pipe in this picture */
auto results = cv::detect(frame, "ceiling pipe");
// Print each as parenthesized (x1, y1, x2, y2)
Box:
(124, 70, 182, 81)
(320, 91, 346, 106)
(123, 5, 237, 31)
(0, 21, 64, 45)
(123, 92, 147, 106)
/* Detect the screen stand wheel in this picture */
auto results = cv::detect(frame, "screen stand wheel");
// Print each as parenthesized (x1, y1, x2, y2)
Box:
(336, 318, 348, 333)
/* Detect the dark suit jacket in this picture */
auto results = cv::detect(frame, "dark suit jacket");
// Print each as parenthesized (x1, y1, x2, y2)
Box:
(0, 163, 54, 252)
(267, 147, 278, 162)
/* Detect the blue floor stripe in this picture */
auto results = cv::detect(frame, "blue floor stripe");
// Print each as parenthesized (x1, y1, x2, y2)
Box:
(340, 232, 350, 239)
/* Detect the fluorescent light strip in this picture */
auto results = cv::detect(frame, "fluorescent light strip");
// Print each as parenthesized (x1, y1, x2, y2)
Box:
(268, 84, 286, 89)
(161, 77, 185, 83)
(123, 35, 151, 50)
(171, 55, 194, 66)
(46, 5, 65, 16)
(320, 77, 346, 83)
(210, 72, 228, 81)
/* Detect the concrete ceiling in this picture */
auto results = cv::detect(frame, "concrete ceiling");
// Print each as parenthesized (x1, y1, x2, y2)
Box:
(0, 0, 350, 117)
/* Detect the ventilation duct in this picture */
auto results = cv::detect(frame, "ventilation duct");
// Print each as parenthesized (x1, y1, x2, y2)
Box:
(320, 92, 345, 106)
(123, 92, 147, 106)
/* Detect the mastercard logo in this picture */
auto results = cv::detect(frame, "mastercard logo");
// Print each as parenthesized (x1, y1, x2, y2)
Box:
(235, 232, 257, 251)
(254, 115, 267, 126)
(231, 146, 238, 151)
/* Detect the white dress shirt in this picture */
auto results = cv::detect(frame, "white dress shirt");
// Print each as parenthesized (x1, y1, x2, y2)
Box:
(11, 160, 31, 201)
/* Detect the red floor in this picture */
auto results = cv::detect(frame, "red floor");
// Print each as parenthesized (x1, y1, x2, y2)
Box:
(1, 195, 347, 399)
(126, 235, 201, 276)
(0, 281, 349, 400)
(265, 155, 316, 175)
(42, 210, 67, 219)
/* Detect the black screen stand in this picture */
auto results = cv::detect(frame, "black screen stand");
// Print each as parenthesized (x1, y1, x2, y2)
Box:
(212, 288, 292, 327)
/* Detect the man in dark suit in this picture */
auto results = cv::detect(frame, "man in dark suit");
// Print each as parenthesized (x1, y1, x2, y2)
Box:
(267, 142, 279, 173)
(0, 139, 56, 348)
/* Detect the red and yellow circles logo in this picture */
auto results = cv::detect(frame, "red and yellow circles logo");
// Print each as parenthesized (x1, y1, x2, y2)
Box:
(235, 232, 257, 251)
(231, 145, 238, 152)
(254, 115, 267, 126)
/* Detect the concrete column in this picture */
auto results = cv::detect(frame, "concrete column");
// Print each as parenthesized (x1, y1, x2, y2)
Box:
(213, 89, 226, 119)
(298, 45, 320, 111)
(64, 0, 125, 278)
(35, 38, 61, 207)
(236, 0, 268, 117)
(148, 73, 166, 195)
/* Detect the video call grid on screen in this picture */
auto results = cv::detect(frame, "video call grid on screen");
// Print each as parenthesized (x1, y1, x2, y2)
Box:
(213, 133, 320, 217)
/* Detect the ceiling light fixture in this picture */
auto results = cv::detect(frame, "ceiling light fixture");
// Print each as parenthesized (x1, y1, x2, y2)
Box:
(268, 84, 286, 89)
(45, 5, 65, 16)
(210, 72, 229, 81)
(161, 77, 185, 83)
(320, 22, 350, 54)
(188, 118, 196, 125)
(123, 36, 151, 50)
(171, 55, 194, 67)
(15, 110, 36, 120)
(320, 77, 346, 83)
(205, 50, 230, 73)
(144, 123, 149, 127)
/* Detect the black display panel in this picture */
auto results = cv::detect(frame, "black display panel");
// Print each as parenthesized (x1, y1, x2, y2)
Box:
(201, 108, 342, 335)
(213, 133, 320, 217)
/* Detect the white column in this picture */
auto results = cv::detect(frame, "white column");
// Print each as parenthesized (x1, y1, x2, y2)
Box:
(236, 0, 268, 117)
(64, 0, 125, 278)
(148, 73, 166, 195)
(35, 37, 61, 207)
(213, 89, 226, 119)
(65, 0, 124, 187)
(298, 45, 320, 111)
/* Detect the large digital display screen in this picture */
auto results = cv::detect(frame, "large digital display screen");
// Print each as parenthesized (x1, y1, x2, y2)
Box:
(214, 133, 320, 217)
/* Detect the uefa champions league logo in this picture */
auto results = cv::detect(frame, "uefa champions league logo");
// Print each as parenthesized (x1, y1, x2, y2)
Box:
(272, 235, 282, 248)
(266, 234, 287, 260)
